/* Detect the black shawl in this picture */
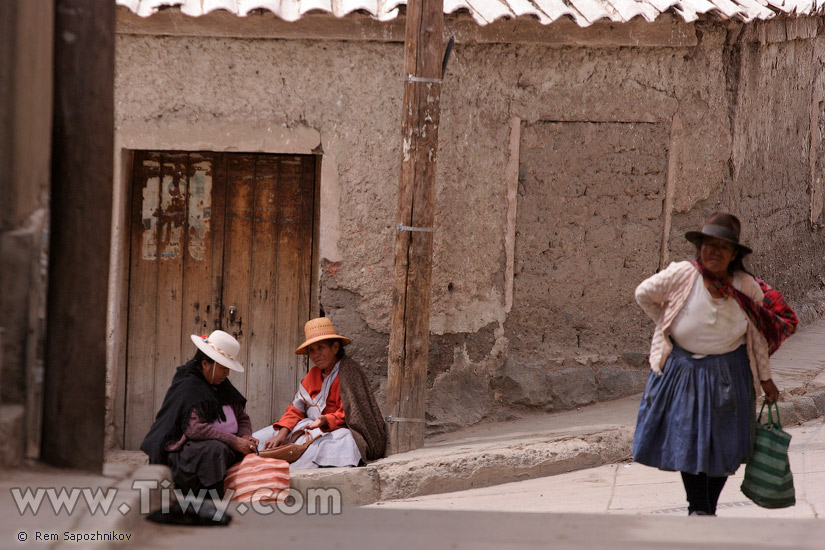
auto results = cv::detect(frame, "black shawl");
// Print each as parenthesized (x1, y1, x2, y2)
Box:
(140, 359, 246, 464)
(338, 357, 388, 462)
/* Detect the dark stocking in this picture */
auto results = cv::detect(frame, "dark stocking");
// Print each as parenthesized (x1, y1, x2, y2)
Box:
(681, 472, 728, 515)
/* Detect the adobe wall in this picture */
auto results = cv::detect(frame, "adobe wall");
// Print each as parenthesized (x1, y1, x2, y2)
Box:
(113, 16, 825, 436)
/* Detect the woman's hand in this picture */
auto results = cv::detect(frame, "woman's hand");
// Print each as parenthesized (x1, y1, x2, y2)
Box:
(240, 434, 259, 447)
(233, 436, 258, 455)
(263, 428, 290, 450)
(308, 416, 328, 430)
(761, 379, 780, 403)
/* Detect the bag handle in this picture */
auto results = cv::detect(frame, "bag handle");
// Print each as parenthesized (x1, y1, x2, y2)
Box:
(283, 428, 322, 447)
(287, 428, 311, 445)
(770, 401, 781, 427)
(255, 428, 317, 454)
(756, 401, 782, 428)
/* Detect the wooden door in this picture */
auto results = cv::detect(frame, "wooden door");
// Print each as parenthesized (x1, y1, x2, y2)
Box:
(124, 151, 316, 449)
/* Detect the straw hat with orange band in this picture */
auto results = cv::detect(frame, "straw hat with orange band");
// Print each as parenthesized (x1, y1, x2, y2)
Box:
(295, 317, 351, 355)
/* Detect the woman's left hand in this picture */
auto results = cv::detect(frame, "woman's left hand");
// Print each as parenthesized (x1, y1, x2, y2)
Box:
(240, 434, 259, 447)
(308, 416, 328, 430)
(761, 379, 780, 403)
(233, 436, 257, 455)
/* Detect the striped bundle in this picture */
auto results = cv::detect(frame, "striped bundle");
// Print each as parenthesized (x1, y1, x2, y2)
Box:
(224, 454, 290, 503)
(740, 403, 795, 508)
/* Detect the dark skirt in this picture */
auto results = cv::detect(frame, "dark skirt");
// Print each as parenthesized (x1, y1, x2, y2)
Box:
(632, 344, 754, 476)
(167, 440, 241, 497)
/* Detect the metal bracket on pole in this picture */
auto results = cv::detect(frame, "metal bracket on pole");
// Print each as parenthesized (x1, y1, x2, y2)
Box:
(441, 35, 455, 80)
(385, 416, 427, 423)
(397, 223, 433, 233)
(405, 75, 443, 84)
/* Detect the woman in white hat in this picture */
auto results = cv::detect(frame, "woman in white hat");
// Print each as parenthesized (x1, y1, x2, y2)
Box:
(253, 317, 387, 469)
(141, 330, 259, 500)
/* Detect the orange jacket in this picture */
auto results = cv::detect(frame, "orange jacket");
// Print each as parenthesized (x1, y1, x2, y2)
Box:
(273, 366, 346, 432)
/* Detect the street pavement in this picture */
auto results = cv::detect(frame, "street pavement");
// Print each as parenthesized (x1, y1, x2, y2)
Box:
(369, 417, 825, 519)
(0, 462, 168, 549)
(126, 505, 825, 550)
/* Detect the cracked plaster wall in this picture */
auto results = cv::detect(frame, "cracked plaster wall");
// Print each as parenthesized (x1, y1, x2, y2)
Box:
(114, 20, 825, 434)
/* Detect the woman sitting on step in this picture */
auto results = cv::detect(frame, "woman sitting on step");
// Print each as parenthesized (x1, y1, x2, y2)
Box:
(141, 330, 258, 498)
(253, 317, 387, 469)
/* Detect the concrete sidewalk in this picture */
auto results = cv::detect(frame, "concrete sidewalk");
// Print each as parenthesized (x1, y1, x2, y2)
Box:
(369, 417, 825, 517)
(291, 319, 825, 506)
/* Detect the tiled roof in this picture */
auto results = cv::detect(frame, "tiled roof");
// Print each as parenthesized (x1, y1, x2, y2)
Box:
(116, 0, 824, 27)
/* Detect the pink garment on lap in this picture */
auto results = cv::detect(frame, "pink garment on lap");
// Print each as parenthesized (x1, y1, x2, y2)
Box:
(210, 405, 238, 435)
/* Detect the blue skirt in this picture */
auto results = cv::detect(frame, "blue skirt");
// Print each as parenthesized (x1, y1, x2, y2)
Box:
(632, 344, 754, 476)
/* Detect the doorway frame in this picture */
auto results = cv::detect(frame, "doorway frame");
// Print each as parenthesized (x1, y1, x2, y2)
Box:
(106, 121, 335, 450)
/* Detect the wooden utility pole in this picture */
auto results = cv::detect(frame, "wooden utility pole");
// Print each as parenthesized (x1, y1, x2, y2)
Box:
(41, 0, 114, 470)
(386, 0, 445, 454)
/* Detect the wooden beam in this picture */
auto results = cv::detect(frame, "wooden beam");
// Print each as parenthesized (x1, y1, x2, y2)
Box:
(41, 0, 114, 471)
(0, 1, 14, 234)
(386, 0, 444, 454)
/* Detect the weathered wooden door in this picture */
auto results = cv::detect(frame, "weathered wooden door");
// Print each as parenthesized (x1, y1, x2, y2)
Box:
(124, 151, 316, 449)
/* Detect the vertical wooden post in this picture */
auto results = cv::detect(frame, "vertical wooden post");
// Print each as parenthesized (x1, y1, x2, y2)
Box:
(0, 2, 14, 231)
(41, 0, 114, 471)
(386, 0, 444, 454)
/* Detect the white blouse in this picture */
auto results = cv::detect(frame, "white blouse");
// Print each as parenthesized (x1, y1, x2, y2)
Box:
(670, 274, 748, 357)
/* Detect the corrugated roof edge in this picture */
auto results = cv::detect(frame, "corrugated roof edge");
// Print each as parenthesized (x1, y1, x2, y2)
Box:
(115, 0, 824, 27)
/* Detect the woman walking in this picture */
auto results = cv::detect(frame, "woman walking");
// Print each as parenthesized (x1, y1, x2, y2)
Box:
(633, 212, 780, 516)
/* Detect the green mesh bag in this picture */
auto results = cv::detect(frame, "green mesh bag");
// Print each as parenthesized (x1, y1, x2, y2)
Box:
(740, 402, 795, 509)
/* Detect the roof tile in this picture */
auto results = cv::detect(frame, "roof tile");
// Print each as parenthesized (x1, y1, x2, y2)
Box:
(115, 0, 824, 25)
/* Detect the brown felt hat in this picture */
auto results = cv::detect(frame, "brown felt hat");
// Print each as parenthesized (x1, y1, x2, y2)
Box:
(685, 212, 752, 255)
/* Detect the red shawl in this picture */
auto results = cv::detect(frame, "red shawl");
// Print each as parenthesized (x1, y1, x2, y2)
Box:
(691, 259, 797, 355)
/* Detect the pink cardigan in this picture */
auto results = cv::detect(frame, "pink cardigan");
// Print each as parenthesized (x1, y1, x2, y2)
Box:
(164, 402, 252, 452)
(635, 261, 771, 395)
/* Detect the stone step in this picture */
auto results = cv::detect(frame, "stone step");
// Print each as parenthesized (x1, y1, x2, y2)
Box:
(0, 405, 24, 467)
(105, 449, 149, 467)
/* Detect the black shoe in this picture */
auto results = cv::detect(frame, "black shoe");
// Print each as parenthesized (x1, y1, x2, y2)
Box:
(146, 500, 232, 526)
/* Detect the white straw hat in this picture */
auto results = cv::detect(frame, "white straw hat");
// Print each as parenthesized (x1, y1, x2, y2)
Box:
(190, 330, 244, 372)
